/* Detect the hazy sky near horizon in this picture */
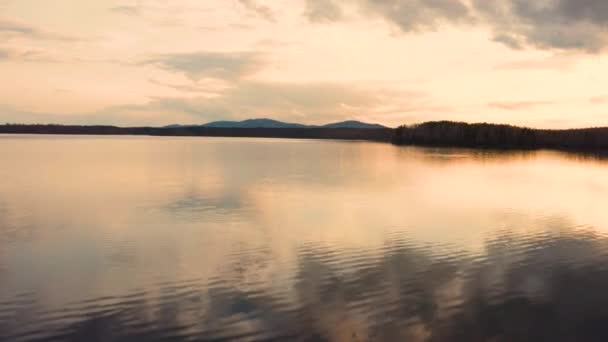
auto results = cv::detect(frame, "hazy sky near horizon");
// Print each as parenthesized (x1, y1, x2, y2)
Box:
(2, 0, 608, 128)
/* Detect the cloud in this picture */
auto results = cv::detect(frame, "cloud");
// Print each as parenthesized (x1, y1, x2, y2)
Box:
(0, 47, 26, 61)
(494, 54, 577, 71)
(0, 100, 214, 127)
(0, 47, 60, 63)
(109, 6, 140, 16)
(304, 0, 343, 23)
(304, 0, 472, 30)
(488, 100, 554, 111)
(146, 81, 394, 123)
(473, 0, 608, 52)
(138, 81, 430, 127)
(303, 0, 608, 52)
(0, 47, 10, 60)
(0, 18, 34, 35)
(589, 95, 608, 104)
(0, 17, 78, 41)
(360, 0, 472, 32)
(143, 51, 264, 81)
(492, 33, 524, 50)
(0, 82, 422, 126)
(147, 78, 231, 96)
(0, 105, 64, 124)
(237, 0, 275, 21)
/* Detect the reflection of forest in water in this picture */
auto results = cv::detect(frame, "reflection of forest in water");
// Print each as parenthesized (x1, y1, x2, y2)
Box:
(3, 222, 608, 342)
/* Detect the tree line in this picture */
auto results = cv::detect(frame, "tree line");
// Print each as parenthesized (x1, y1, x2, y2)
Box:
(2, 121, 608, 152)
(0, 124, 393, 141)
(392, 121, 608, 151)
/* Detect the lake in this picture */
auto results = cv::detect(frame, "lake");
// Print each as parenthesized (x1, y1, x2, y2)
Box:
(1, 135, 608, 341)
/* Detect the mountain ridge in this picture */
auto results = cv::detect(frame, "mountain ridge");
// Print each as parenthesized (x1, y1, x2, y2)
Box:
(164, 118, 387, 129)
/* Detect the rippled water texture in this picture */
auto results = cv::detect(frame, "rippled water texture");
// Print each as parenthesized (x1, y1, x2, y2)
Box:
(2, 135, 608, 341)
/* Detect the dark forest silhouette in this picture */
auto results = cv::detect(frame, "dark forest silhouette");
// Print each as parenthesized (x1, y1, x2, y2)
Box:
(392, 121, 608, 151)
(0, 124, 393, 141)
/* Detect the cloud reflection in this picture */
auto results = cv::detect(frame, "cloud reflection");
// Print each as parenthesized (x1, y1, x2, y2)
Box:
(3, 222, 608, 341)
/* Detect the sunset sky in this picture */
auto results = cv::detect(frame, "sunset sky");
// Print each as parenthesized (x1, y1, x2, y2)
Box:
(2, 0, 608, 128)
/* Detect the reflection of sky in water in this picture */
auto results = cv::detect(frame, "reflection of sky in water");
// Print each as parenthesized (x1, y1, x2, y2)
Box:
(160, 190, 248, 223)
(1, 136, 608, 340)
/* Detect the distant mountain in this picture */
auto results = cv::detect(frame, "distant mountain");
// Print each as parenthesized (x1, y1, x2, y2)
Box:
(204, 118, 309, 128)
(321, 120, 386, 129)
(164, 118, 387, 129)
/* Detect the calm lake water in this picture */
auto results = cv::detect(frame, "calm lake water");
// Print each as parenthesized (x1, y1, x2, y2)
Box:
(1, 135, 608, 341)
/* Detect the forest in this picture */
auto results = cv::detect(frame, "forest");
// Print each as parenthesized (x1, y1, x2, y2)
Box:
(0, 124, 393, 141)
(392, 121, 608, 151)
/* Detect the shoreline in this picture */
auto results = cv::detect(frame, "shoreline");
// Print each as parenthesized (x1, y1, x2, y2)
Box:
(2, 121, 608, 153)
(0, 125, 394, 142)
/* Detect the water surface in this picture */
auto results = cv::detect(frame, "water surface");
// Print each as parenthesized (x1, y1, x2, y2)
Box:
(1, 135, 608, 341)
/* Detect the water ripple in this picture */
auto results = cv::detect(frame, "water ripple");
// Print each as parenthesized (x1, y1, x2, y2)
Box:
(2, 139, 608, 341)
